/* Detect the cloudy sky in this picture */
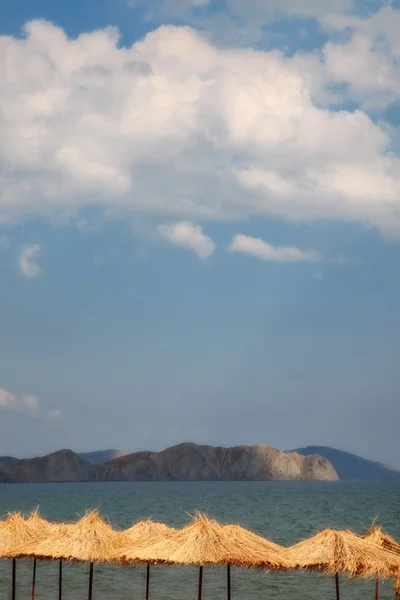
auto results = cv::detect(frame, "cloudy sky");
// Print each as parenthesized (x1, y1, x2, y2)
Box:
(1, 0, 400, 463)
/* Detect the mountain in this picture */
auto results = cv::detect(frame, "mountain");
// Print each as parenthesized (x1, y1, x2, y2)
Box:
(0, 443, 337, 483)
(0, 456, 18, 463)
(93, 443, 337, 482)
(79, 449, 129, 464)
(291, 446, 400, 482)
(0, 450, 93, 483)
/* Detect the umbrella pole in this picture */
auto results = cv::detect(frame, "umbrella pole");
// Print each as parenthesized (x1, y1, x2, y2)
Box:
(12, 558, 16, 600)
(58, 560, 62, 600)
(88, 562, 94, 600)
(335, 573, 340, 600)
(227, 564, 231, 600)
(197, 566, 203, 600)
(31, 558, 37, 600)
(145, 564, 150, 600)
(375, 577, 379, 600)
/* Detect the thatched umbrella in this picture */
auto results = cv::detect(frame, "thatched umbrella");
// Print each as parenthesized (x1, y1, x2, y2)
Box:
(0, 512, 45, 600)
(10, 513, 74, 600)
(284, 528, 400, 600)
(25, 509, 54, 600)
(222, 523, 288, 600)
(116, 513, 291, 600)
(24, 508, 67, 600)
(11, 510, 129, 600)
(123, 520, 177, 600)
(362, 525, 400, 600)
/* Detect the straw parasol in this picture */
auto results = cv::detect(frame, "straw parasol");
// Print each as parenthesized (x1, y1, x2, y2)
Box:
(11, 509, 129, 600)
(25, 509, 54, 600)
(123, 520, 177, 600)
(362, 525, 400, 600)
(24, 508, 69, 600)
(284, 528, 400, 600)
(124, 520, 176, 543)
(116, 513, 291, 600)
(10, 511, 74, 600)
(0, 512, 45, 600)
(363, 525, 400, 555)
(221, 522, 288, 600)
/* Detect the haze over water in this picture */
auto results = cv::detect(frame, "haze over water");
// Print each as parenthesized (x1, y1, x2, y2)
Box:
(0, 481, 399, 600)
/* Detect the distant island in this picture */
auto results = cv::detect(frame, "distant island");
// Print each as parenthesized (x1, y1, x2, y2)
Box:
(291, 445, 400, 482)
(0, 443, 398, 484)
(0, 443, 336, 483)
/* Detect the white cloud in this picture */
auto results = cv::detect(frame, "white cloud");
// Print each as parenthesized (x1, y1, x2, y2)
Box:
(19, 244, 42, 278)
(320, 7, 400, 110)
(0, 388, 39, 412)
(0, 387, 63, 419)
(227, 234, 321, 263)
(1, 20, 400, 237)
(158, 221, 215, 258)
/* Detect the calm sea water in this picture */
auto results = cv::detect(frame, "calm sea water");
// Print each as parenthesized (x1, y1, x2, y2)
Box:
(0, 481, 399, 600)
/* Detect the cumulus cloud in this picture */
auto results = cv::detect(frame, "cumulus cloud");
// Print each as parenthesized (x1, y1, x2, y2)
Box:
(0, 387, 63, 419)
(0, 388, 39, 412)
(321, 6, 400, 110)
(227, 234, 321, 263)
(19, 244, 42, 278)
(1, 20, 400, 236)
(158, 221, 215, 258)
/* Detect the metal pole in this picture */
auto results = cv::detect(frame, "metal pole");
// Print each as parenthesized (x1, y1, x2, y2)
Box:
(58, 560, 62, 600)
(375, 577, 379, 600)
(227, 564, 231, 600)
(12, 558, 16, 600)
(146, 564, 150, 600)
(31, 559, 37, 600)
(88, 562, 94, 600)
(197, 566, 203, 600)
(335, 573, 340, 600)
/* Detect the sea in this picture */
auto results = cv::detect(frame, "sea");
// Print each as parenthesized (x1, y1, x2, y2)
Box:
(0, 481, 399, 600)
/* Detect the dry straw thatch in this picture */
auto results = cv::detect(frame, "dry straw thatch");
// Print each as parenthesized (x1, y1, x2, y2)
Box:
(222, 524, 285, 559)
(362, 526, 400, 600)
(363, 525, 400, 555)
(284, 528, 400, 579)
(0, 511, 51, 600)
(0, 512, 43, 557)
(116, 512, 290, 569)
(124, 519, 176, 543)
(25, 508, 60, 535)
(11, 509, 129, 563)
(119, 520, 178, 600)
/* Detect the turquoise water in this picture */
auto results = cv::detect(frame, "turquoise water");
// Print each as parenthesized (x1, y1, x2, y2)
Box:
(0, 481, 399, 599)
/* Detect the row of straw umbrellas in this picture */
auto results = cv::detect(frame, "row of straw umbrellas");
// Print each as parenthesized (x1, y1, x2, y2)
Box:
(1, 509, 400, 599)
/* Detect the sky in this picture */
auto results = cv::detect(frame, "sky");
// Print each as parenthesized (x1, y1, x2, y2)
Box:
(1, 0, 400, 464)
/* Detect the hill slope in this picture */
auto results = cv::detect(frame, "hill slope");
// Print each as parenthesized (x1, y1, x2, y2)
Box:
(0, 443, 337, 483)
(0, 450, 93, 483)
(79, 449, 129, 464)
(93, 442, 338, 482)
(0, 456, 18, 464)
(291, 446, 400, 481)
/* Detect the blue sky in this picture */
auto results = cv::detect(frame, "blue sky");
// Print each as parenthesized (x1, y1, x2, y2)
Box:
(1, 0, 400, 464)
